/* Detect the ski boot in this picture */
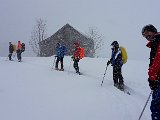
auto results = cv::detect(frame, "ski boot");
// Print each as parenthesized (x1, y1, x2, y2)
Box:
(55, 67, 59, 70)
(114, 83, 119, 88)
(76, 71, 81, 75)
(118, 83, 124, 91)
(59, 68, 64, 71)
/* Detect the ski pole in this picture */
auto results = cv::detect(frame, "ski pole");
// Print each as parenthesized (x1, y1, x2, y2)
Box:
(138, 91, 153, 120)
(101, 64, 108, 86)
(51, 56, 57, 70)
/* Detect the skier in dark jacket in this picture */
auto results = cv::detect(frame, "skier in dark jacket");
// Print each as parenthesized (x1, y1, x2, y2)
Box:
(107, 41, 124, 90)
(8, 42, 14, 61)
(142, 24, 160, 120)
(55, 43, 67, 71)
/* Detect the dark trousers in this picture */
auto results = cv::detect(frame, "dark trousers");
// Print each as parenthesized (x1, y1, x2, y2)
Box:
(73, 59, 79, 73)
(113, 65, 123, 84)
(150, 84, 160, 120)
(17, 50, 22, 61)
(8, 53, 12, 60)
(55, 57, 64, 69)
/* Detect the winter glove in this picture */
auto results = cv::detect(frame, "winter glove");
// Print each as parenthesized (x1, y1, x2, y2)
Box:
(148, 79, 159, 91)
(107, 60, 110, 66)
(119, 60, 123, 66)
(71, 56, 75, 61)
(71, 56, 74, 59)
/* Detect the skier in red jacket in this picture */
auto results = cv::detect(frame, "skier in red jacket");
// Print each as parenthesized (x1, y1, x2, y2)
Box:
(72, 42, 81, 75)
(142, 24, 160, 120)
(17, 41, 22, 62)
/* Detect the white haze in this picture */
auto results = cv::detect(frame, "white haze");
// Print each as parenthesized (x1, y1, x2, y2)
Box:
(0, 0, 160, 60)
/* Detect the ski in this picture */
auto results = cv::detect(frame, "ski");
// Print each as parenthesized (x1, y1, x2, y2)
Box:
(115, 85, 131, 95)
(71, 71, 83, 75)
(76, 71, 82, 75)
(54, 68, 83, 75)
(121, 88, 131, 95)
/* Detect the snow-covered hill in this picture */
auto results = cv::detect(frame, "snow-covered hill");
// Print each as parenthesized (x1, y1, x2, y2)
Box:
(0, 56, 151, 120)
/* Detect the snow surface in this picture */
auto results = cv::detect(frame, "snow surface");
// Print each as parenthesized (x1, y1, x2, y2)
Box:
(0, 56, 152, 120)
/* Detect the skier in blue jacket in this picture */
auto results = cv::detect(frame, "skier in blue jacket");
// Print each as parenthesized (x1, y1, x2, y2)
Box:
(107, 41, 124, 90)
(55, 43, 67, 71)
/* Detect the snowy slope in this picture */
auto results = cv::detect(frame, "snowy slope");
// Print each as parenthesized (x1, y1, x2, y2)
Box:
(0, 56, 151, 120)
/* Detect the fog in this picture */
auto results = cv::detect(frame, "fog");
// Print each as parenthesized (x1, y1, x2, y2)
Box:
(0, 0, 160, 60)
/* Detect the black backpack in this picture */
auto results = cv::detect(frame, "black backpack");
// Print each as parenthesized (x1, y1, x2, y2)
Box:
(21, 43, 25, 52)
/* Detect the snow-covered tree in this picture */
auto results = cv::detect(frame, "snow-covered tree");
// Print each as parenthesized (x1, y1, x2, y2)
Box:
(86, 26, 104, 57)
(29, 18, 47, 56)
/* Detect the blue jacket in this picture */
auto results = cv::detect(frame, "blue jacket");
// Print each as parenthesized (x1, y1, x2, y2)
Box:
(56, 45, 67, 58)
(110, 48, 123, 66)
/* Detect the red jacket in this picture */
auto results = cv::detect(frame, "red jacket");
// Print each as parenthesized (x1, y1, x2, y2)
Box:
(147, 34, 160, 81)
(17, 42, 22, 50)
(73, 46, 81, 60)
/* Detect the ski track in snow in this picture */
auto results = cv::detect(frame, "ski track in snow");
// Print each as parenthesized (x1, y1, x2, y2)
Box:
(0, 56, 151, 120)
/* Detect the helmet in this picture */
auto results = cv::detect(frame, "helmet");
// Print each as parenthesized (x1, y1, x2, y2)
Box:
(142, 24, 157, 35)
(111, 41, 119, 47)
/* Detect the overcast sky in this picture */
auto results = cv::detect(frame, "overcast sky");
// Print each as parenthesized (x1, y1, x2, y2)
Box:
(0, 0, 160, 60)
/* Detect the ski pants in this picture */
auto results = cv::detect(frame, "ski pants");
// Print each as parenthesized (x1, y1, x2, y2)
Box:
(73, 59, 79, 73)
(55, 57, 64, 69)
(150, 83, 160, 120)
(17, 50, 22, 61)
(8, 53, 13, 60)
(113, 65, 123, 84)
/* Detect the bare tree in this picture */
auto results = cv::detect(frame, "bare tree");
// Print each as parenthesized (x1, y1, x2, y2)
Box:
(29, 18, 47, 56)
(86, 26, 104, 57)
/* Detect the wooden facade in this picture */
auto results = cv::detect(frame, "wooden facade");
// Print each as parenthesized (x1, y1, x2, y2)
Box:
(39, 24, 94, 57)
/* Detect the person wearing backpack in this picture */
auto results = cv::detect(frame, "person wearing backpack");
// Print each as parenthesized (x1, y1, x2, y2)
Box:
(55, 43, 67, 71)
(72, 42, 82, 75)
(107, 41, 124, 90)
(21, 43, 25, 52)
(16, 41, 22, 62)
(8, 42, 14, 61)
(142, 24, 160, 120)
